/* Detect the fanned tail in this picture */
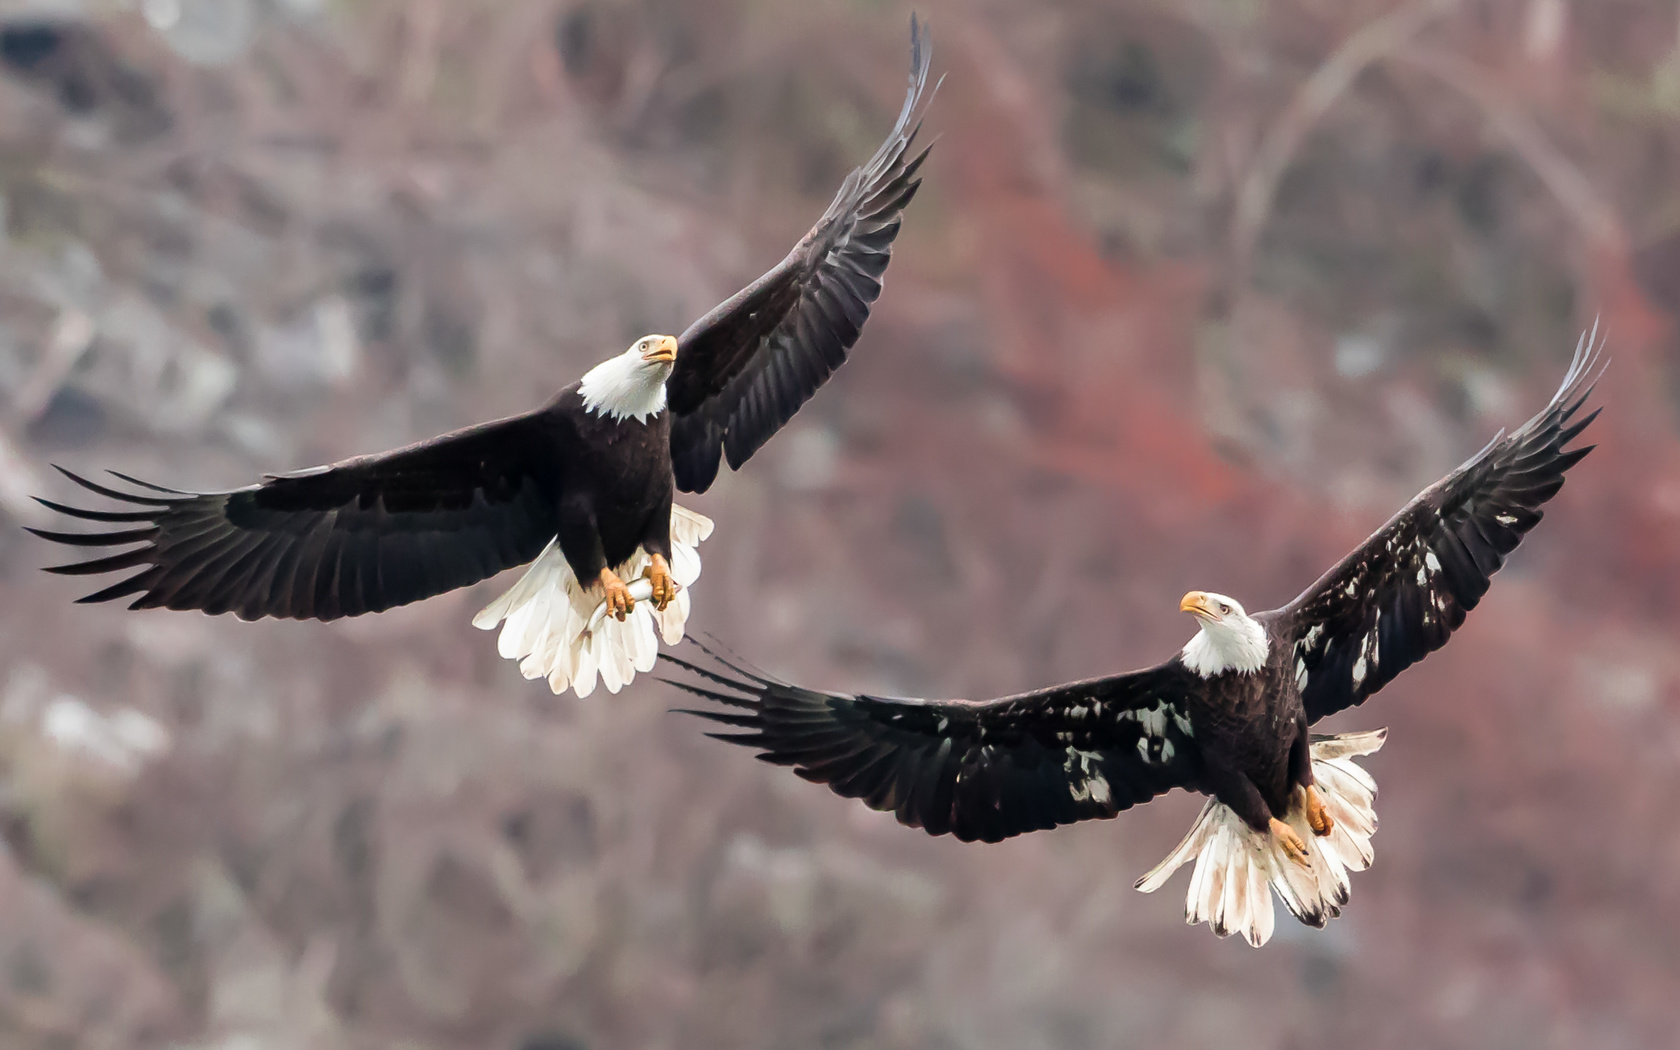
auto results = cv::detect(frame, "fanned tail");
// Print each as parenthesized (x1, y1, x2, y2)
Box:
(1134, 728, 1386, 947)
(472, 505, 714, 698)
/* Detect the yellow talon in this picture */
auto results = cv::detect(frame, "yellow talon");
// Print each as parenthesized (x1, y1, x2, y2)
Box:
(643, 554, 677, 611)
(597, 567, 633, 620)
(1269, 817, 1310, 866)
(1304, 785, 1334, 837)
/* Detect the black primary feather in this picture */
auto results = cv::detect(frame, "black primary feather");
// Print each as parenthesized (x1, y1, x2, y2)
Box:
(29, 410, 564, 621)
(666, 15, 939, 493)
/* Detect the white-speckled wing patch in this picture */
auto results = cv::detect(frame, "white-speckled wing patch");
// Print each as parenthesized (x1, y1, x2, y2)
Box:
(1283, 327, 1603, 721)
(666, 645, 1204, 844)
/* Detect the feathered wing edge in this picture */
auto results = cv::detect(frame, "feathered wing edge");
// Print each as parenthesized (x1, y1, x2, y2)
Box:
(1280, 323, 1607, 723)
(666, 15, 941, 492)
(1433, 320, 1605, 496)
(842, 13, 940, 225)
(472, 505, 714, 698)
(28, 409, 566, 621)
(1134, 729, 1387, 947)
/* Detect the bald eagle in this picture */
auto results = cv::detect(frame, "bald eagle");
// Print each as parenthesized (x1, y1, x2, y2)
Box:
(664, 330, 1604, 946)
(31, 19, 936, 698)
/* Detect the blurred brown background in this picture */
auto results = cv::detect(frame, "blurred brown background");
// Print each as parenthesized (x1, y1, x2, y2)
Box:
(0, 0, 1676, 1047)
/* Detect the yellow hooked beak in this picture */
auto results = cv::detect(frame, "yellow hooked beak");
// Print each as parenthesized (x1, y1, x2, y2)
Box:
(642, 335, 678, 364)
(1180, 591, 1215, 620)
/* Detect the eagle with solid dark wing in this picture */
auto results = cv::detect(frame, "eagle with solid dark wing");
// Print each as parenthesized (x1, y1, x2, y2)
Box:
(31, 17, 938, 698)
(665, 329, 1604, 946)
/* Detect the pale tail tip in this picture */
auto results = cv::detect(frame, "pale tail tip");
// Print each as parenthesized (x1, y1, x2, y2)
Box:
(1137, 729, 1384, 946)
(473, 504, 713, 699)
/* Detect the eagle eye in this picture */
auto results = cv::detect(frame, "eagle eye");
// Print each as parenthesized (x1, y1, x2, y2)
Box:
(1218, 602, 1231, 615)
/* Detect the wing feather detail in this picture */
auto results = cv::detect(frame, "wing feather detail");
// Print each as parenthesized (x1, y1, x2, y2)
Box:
(30, 410, 565, 621)
(666, 16, 937, 492)
(1276, 327, 1605, 722)
(661, 639, 1201, 844)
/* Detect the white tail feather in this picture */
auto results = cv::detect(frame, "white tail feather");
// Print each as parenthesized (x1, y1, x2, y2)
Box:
(1134, 728, 1386, 947)
(472, 505, 714, 698)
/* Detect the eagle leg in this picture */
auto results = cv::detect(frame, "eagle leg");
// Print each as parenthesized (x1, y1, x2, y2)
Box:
(1269, 817, 1311, 866)
(1303, 785, 1335, 837)
(642, 554, 677, 610)
(596, 567, 634, 620)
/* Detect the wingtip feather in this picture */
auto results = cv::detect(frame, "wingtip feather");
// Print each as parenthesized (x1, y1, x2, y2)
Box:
(53, 465, 176, 506)
(104, 470, 191, 495)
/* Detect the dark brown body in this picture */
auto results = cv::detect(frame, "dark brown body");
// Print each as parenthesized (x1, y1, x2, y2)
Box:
(1183, 617, 1313, 832)
(546, 385, 674, 583)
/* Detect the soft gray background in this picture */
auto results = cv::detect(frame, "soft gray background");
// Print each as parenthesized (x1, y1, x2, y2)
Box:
(0, 1, 1675, 1047)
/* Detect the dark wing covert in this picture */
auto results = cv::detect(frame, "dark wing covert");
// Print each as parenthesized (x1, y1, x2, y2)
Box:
(661, 639, 1201, 843)
(665, 16, 936, 492)
(31, 409, 564, 621)
(1275, 327, 1604, 723)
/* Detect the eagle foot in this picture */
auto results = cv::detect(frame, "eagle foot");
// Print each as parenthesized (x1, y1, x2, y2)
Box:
(1303, 785, 1335, 837)
(596, 567, 634, 620)
(642, 554, 677, 610)
(1269, 818, 1311, 866)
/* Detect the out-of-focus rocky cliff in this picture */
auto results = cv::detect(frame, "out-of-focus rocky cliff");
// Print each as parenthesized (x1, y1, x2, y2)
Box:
(0, 1, 1677, 1047)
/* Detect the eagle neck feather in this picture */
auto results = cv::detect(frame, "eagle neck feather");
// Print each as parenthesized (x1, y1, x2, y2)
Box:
(1181, 615, 1269, 678)
(579, 350, 671, 423)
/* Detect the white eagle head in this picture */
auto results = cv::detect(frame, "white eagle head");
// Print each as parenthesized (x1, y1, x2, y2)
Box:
(1179, 590, 1269, 678)
(579, 334, 678, 422)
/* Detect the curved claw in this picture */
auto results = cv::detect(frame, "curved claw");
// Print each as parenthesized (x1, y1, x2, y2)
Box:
(1269, 818, 1310, 866)
(1303, 785, 1335, 837)
(642, 554, 677, 610)
(597, 568, 634, 621)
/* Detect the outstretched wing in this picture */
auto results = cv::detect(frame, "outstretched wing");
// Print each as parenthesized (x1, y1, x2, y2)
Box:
(1275, 328, 1604, 723)
(661, 640, 1201, 844)
(665, 16, 936, 493)
(31, 409, 564, 621)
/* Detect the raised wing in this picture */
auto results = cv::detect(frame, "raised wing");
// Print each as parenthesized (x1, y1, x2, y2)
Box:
(661, 640, 1201, 844)
(1276, 328, 1604, 723)
(665, 16, 935, 493)
(31, 410, 564, 621)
